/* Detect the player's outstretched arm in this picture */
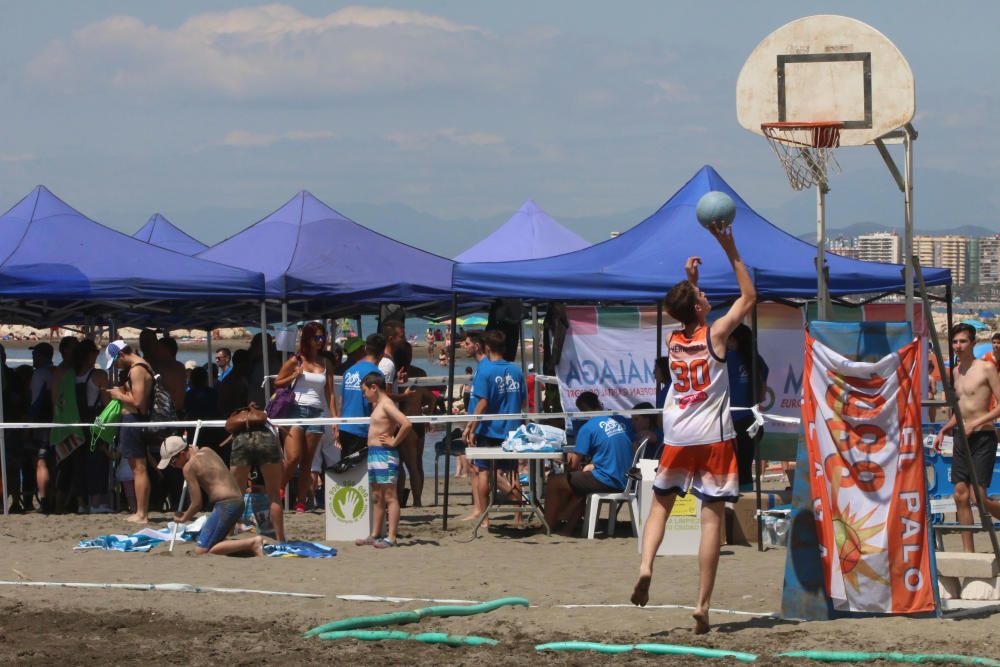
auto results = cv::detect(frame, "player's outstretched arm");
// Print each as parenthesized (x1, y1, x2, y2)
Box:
(709, 225, 756, 345)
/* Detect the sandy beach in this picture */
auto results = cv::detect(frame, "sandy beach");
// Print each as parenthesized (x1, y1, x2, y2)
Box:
(1, 479, 997, 665)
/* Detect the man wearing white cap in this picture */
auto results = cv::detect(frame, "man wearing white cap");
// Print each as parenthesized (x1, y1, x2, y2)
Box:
(102, 340, 154, 524)
(159, 436, 263, 557)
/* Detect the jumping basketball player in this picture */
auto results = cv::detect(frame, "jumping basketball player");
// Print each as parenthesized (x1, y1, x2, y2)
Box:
(631, 224, 756, 635)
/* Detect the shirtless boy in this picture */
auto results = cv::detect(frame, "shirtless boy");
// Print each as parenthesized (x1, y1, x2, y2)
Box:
(631, 225, 755, 635)
(160, 437, 264, 557)
(355, 372, 412, 549)
(933, 323, 1000, 552)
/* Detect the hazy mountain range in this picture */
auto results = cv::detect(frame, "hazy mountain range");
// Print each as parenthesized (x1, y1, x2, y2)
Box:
(172, 164, 998, 257)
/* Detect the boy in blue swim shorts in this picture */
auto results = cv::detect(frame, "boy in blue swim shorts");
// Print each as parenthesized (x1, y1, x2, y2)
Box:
(160, 436, 264, 557)
(354, 372, 412, 549)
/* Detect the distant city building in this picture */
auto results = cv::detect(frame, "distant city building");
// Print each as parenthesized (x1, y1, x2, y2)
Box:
(827, 236, 859, 259)
(915, 235, 968, 284)
(980, 235, 1000, 284)
(856, 231, 901, 264)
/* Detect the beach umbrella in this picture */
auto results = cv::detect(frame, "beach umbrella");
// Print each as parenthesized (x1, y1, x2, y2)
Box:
(961, 319, 989, 332)
(460, 316, 488, 327)
(979, 311, 996, 319)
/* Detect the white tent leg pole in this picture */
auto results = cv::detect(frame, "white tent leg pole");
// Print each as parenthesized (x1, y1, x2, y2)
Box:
(206, 328, 214, 388)
(281, 301, 289, 363)
(260, 301, 271, 398)
(0, 361, 7, 515)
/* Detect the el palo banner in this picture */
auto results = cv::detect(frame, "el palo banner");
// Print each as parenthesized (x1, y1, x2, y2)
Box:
(556, 306, 670, 412)
(801, 333, 933, 614)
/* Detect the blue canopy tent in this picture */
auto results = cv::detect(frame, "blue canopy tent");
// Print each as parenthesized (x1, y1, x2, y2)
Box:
(0, 186, 264, 326)
(133, 213, 208, 255)
(453, 166, 952, 302)
(198, 191, 454, 310)
(454, 199, 589, 262)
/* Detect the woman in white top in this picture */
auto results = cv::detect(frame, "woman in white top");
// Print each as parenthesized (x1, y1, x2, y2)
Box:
(274, 321, 336, 513)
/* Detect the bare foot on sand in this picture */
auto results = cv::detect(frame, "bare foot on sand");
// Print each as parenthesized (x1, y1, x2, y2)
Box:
(631, 573, 651, 607)
(125, 514, 148, 525)
(458, 512, 480, 522)
(692, 609, 710, 635)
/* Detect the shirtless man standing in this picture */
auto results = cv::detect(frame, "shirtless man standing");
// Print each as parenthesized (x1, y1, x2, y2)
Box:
(933, 323, 1000, 552)
(160, 437, 264, 557)
(355, 372, 412, 549)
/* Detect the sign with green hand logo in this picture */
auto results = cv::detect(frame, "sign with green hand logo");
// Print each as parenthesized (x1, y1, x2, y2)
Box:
(330, 484, 368, 522)
(325, 467, 370, 541)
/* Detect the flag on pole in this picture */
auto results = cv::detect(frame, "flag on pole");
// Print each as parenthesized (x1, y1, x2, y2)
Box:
(801, 334, 933, 614)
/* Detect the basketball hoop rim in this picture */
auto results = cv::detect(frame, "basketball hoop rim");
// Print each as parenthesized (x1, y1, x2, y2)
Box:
(761, 121, 843, 149)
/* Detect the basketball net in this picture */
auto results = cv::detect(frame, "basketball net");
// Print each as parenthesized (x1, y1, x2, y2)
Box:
(761, 122, 843, 191)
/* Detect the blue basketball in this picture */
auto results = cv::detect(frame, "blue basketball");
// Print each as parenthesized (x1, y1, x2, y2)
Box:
(695, 191, 736, 229)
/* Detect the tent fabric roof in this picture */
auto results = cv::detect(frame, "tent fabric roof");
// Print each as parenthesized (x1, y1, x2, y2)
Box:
(133, 214, 208, 255)
(454, 199, 589, 262)
(197, 190, 454, 302)
(0, 186, 264, 302)
(453, 166, 952, 302)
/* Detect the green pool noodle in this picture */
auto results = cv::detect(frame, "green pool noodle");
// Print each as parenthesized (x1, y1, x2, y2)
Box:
(779, 651, 1000, 666)
(304, 597, 529, 637)
(317, 630, 498, 647)
(535, 642, 636, 654)
(636, 643, 758, 662)
(536, 642, 758, 661)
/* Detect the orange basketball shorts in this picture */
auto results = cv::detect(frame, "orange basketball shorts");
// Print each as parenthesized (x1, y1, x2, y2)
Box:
(652, 440, 739, 503)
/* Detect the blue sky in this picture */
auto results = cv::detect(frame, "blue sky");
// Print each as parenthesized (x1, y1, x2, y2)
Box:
(1, 2, 996, 253)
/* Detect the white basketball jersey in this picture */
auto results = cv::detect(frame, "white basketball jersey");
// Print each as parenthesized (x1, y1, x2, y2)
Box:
(662, 326, 736, 446)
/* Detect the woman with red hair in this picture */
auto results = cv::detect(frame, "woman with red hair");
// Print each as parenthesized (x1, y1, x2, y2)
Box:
(273, 321, 336, 512)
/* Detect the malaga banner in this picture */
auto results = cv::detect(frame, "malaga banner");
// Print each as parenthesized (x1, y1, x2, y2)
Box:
(801, 333, 933, 614)
(556, 306, 668, 412)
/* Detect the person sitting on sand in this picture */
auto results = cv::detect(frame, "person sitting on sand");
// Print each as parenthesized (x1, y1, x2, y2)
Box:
(161, 437, 264, 557)
(631, 227, 755, 636)
(355, 372, 412, 549)
(544, 392, 633, 535)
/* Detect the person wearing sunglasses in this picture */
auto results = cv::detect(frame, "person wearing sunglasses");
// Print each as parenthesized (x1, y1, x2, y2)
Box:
(273, 321, 337, 513)
(215, 348, 232, 382)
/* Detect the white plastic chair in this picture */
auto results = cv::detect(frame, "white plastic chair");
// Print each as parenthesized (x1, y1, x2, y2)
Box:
(584, 440, 648, 539)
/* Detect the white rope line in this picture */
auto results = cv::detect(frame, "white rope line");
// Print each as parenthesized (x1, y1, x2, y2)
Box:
(0, 580, 324, 598)
(0, 407, 799, 431)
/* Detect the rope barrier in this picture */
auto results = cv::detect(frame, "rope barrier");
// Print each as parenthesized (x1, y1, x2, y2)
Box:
(0, 406, 800, 432)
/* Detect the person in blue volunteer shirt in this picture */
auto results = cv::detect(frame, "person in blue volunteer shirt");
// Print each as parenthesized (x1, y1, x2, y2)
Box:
(544, 391, 634, 536)
(334, 333, 385, 472)
(462, 329, 526, 522)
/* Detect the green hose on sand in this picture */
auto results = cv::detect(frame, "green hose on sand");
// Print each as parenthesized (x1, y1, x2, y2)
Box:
(318, 630, 498, 647)
(535, 641, 758, 662)
(303, 597, 529, 638)
(778, 651, 1000, 666)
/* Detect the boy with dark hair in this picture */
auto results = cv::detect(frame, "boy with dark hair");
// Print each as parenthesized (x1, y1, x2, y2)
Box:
(462, 329, 526, 523)
(355, 371, 412, 548)
(543, 391, 634, 534)
(631, 233, 756, 635)
(933, 322, 1000, 552)
(334, 333, 385, 471)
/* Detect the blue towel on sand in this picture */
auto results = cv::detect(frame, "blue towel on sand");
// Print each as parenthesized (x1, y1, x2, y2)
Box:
(75, 534, 165, 552)
(263, 541, 337, 558)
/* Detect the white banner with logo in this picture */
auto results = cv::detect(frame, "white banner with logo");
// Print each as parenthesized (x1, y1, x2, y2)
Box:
(556, 306, 664, 414)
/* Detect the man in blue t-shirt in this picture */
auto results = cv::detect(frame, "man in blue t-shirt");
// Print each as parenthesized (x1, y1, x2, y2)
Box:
(333, 333, 385, 472)
(462, 330, 526, 521)
(544, 391, 634, 535)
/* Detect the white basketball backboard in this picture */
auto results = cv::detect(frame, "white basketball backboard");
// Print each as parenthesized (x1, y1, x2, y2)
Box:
(736, 15, 914, 146)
